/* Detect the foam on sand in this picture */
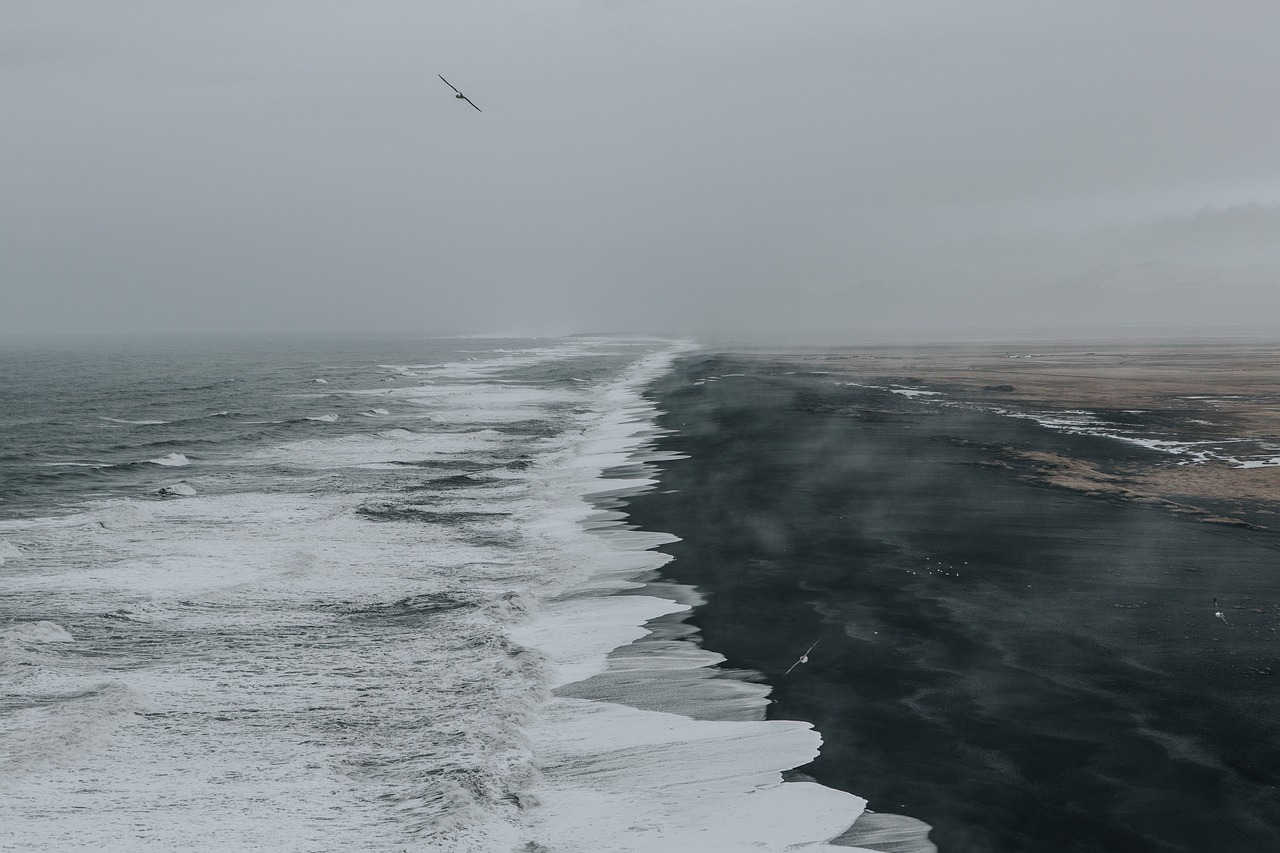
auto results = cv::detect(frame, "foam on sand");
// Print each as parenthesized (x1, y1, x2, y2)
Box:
(527, 699, 861, 852)
(507, 346, 868, 852)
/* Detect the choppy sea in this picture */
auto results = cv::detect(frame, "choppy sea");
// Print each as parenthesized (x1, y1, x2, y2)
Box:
(0, 336, 863, 852)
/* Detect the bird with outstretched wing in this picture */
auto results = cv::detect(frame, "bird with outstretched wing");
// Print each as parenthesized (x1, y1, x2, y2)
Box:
(784, 639, 820, 676)
(1214, 597, 1231, 626)
(439, 75, 482, 112)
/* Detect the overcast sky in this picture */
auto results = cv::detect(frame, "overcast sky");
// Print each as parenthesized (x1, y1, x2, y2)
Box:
(5, 1, 1280, 338)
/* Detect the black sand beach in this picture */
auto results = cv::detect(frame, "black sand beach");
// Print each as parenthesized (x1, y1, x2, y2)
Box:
(624, 352, 1280, 853)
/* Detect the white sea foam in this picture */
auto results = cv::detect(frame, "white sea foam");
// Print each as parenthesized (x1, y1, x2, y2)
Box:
(0, 339, 866, 852)
(526, 700, 863, 852)
(1, 621, 74, 644)
(148, 452, 190, 466)
(305, 413, 339, 422)
(100, 417, 170, 425)
(378, 364, 421, 377)
(502, 345, 867, 851)
(89, 500, 157, 530)
(155, 481, 198, 497)
(0, 682, 148, 783)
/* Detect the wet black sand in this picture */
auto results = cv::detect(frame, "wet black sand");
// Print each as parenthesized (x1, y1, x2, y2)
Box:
(624, 354, 1280, 853)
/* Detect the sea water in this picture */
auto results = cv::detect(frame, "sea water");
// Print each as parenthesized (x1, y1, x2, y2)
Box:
(0, 336, 865, 852)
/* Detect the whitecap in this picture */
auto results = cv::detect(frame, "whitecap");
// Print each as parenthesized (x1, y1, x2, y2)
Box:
(1, 621, 74, 644)
(0, 339, 871, 850)
(100, 417, 170, 425)
(306, 413, 339, 422)
(0, 541, 22, 565)
(90, 500, 155, 530)
(148, 453, 190, 466)
(0, 682, 148, 782)
(155, 481, 198, 497)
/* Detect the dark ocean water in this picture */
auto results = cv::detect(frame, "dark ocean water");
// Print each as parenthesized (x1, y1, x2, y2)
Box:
(0, 336, 551, 516)
(627, 354, 1280, 853)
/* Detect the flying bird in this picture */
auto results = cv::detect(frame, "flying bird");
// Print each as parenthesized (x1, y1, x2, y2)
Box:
(784, 639, 820, 676)
(439, 75, 481, 112)
(1214, 597, 1231, 626)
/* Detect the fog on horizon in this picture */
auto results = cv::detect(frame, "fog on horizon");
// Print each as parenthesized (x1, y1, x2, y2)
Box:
(4, 1, 1280, 340)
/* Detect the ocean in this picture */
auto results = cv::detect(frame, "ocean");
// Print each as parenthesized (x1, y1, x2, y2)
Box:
(11, 337, 1275, 852)
(0, 337, 864, 852)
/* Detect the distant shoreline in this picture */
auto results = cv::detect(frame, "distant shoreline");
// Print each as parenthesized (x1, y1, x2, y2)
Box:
(734, 340, 1280, 528)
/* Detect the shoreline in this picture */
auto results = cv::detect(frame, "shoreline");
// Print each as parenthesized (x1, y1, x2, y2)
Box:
(624, 346, 1280, 852)
(743, 339, 1280, 528)
(514, 347, 868, 852)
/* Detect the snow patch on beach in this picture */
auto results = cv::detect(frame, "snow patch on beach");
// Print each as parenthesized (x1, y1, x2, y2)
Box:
(1237, 457, 1280, 468)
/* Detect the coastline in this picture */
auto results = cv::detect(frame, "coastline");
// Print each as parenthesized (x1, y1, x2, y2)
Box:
(513, 347, 868, 852)
(623, 345, 1280, 853)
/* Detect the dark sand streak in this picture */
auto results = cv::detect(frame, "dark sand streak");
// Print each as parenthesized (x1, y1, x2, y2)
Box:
(625, 351, 1280, 853)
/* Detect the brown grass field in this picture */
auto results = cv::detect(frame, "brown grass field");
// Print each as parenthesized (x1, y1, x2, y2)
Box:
(744, 338, 1280, 526)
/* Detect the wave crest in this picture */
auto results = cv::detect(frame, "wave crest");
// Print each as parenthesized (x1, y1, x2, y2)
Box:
(1, 620, 74, 644)
(148, 452, 190, 466)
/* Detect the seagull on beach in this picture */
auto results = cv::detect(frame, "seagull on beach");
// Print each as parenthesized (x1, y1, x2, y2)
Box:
(438, 75, 482, 112)
(1214, 598, 1231, 626)
(784, 639, 820, 676)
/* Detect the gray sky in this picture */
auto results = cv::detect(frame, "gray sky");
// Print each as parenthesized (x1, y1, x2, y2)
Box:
(5, 0, 1280, 337)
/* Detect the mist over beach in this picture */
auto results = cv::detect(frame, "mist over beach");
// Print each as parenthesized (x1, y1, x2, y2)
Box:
(4, 2, 1280, 852)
